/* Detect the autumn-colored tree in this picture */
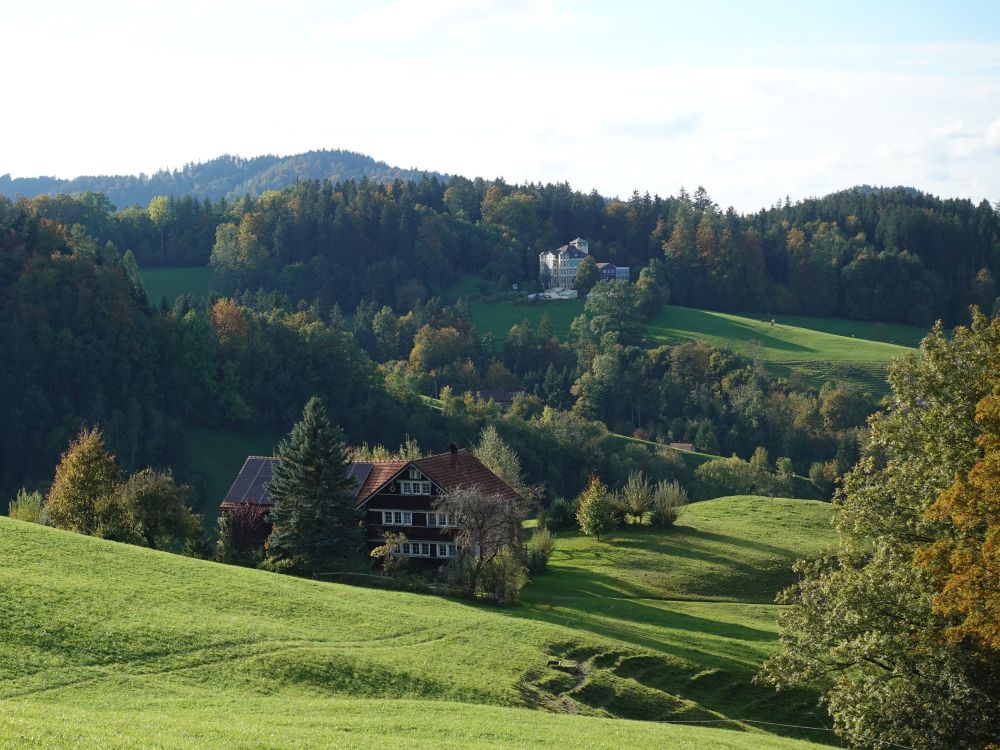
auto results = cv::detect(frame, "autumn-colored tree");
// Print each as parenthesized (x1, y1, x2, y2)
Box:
(917, 387, 1000, 654)
(46, 427, 121, 535)
(210, 298, 249, 344)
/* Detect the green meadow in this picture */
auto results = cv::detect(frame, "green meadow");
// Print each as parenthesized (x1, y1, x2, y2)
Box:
(0, 495, 836, 749)
(469, 298, 922, 393)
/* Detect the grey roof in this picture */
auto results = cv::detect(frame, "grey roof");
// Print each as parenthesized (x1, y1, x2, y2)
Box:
(222, 456, 373, 506)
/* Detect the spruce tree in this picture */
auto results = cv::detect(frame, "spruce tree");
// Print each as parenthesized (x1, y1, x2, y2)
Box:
(266, 397, 362, 573)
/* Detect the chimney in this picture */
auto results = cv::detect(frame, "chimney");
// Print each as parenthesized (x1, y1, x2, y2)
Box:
(449, 442, 458, 468)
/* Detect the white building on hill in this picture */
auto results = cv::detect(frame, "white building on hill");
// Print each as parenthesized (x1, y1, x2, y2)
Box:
(538, 237, 589, 289)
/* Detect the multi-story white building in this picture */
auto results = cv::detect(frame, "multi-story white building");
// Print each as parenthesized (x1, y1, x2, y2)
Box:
(538, 237, 589, 289)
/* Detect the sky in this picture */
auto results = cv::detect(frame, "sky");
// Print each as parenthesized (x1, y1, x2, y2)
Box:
(2, 0, 999, 211)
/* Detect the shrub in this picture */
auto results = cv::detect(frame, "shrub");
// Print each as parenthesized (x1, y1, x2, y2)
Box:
(8, 489, 46, 524)
(216, 503, 269, 565)
(694, 453, 792, 499)
(650, 480, 688, 528)
(478, 549, 528, 604)
(620, 471, 654, 524)
(575, 476, 618, 540)
(541, 496, 578, 530)
(370, 531, 409, 577)
(526, 527, 555, 574)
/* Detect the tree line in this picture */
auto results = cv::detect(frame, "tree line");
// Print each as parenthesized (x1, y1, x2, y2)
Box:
(19, 178, 999, 325)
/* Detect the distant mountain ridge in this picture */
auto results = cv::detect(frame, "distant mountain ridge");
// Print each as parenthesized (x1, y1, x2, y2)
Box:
(0, 149, 448, 208)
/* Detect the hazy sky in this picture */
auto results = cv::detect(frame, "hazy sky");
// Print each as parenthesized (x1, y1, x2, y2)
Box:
(3, 0, 1000, 210)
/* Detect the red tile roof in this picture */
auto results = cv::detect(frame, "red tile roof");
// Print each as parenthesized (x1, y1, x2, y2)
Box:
(411, 449, 520, 503)
(220, 449, 521, 511)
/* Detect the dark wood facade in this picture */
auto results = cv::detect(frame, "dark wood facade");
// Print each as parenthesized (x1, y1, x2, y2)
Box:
(221, 447, 520, 567)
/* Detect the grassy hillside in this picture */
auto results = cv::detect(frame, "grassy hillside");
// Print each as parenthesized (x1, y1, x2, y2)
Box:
(468, 297, 918, 393)
(0, 495, 835, 749)
(141, 266, 219, 307)
(645, 306, 915, 392)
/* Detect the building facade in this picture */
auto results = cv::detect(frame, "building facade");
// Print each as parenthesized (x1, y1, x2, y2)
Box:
(538, 237, 589, 289)
(221, 446, 521, 565)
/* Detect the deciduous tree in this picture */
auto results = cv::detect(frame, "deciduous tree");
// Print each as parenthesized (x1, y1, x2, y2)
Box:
(46, 427, 121, 535)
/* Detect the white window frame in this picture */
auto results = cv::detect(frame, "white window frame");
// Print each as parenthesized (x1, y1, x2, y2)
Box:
(427, 511, 457, 528)
(408, 467, 421, 480)
(381, 510, 412, 526)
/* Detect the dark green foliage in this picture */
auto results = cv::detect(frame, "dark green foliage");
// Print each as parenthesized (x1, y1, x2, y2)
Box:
(117, 468, 198, 549)
(540, 496, 578, 530)
(266, 397, 364, 574)
(759, 312, 1000, 749)
(694, 454, 793, 500)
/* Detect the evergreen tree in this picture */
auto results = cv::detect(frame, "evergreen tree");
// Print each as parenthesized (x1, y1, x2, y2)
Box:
(266, 397, 363, 573)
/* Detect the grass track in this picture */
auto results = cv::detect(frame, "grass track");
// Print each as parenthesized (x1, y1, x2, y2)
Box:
(0, 495, 836, 749)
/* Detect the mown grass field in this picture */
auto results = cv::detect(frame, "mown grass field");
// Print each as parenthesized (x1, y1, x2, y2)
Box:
(469, 297, 921, 393)
(0, 495, 836, 749)
(645, 306, 917, 392)
(140, 266, 219, 306)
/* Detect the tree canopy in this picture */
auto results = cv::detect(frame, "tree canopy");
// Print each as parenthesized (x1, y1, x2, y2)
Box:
(759, 311, 1000, 749)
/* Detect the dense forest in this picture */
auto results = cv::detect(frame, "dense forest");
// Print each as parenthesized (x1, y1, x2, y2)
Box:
(1, 191, 879, 507)
(3, 170, 998, 508)
(20, 174, 997, 325)
(0, 150, 444, 209)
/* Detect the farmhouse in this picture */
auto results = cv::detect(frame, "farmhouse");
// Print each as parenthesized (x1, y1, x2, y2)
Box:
(221, 444, 521, 563)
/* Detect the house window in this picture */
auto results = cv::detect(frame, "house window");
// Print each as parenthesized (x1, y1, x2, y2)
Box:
(408, 467, 421, 480)
(401, 542, 410, 555)
(437, 543, 457, 558)
(421, 543, 430, 556)
(427, 512, 456, 527)
(382, 511, 412, 526)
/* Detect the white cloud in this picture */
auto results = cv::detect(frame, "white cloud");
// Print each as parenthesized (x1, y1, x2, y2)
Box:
(987, 117, 1000, 148)
(318, 0, 577, 41)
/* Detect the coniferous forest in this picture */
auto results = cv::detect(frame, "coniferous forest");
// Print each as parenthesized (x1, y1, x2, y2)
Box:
(3, 171, 998, 507)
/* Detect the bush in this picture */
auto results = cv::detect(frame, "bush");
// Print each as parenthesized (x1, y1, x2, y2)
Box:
(540, 496, 578, 531)
(650, 480, 687, 528)
(620, 471, 654, 524)
(478, 549, 528, 604)
(8, 489, 46, 524)
(694, 453, 792, 499)
(370, 531, 409, 577)
(575, 476, 618, 540)
(526, 527, 555, 574)
(216, 503, 269, 565)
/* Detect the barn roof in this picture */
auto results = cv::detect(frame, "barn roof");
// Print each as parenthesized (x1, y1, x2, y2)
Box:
(220, 449, 521, 510)
(221, 456, 372, 508)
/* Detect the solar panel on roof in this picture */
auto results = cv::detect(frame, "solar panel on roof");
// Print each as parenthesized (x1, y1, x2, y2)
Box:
(347, 463, 373, 497)
(224, 457, 261, 502)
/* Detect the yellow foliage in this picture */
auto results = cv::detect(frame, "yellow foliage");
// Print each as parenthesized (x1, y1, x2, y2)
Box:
(918, 388, 1000, 654)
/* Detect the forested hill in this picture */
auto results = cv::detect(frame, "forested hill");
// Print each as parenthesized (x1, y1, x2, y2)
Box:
(0, 150, 446, 208)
